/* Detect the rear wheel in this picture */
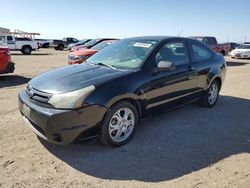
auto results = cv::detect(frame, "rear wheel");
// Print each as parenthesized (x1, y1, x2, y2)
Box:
(100, 101, 138, 147)
(220, 50, 225, 56)
(58, 44, 64, 51)
(199, 80, 220, 108)
(21, 46, 32, 55)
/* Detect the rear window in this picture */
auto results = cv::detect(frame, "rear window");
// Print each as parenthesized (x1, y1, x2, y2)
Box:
(191, 43, 213, 62)
(16, 37, 32, 41)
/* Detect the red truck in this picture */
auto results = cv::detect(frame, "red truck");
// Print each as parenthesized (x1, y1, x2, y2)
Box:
(0, 47, 15, 74)
(190, 36, 229, 56)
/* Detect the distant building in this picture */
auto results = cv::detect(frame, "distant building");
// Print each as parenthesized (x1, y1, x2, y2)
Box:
(0, 27, 10, 33)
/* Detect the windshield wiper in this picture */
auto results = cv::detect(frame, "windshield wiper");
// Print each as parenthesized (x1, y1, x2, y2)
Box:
(97, 62, 116, 70)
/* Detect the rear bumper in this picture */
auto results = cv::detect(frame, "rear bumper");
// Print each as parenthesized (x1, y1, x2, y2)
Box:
(0, 61, 15, 74)
(18, 91, 107, 145)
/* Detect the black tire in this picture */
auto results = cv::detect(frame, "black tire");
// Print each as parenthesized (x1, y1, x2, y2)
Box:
(220, 50, 225, 56)
(58, 44, 64, 51)
(43, 43, 50, 48)
(99, 101, 139, 147)
(198, 80, 220, 108)
(21, 46, 32, 55)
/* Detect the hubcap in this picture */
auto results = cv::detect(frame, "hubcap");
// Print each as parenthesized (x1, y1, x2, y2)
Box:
(208, 83, 218, 105)
(25, 48, 30, 53)
(109, 108, 135, 142)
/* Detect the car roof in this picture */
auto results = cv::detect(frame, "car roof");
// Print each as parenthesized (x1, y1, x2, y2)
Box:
(125, 36, 185, 41)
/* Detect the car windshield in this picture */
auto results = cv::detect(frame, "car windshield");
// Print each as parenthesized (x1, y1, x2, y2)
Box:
(237, 44, 250, 49)
(86, 38, 158, 70)
(83, 39, 99, 47)
(91, 40, 116, 51)
(78, 39, 88, 45)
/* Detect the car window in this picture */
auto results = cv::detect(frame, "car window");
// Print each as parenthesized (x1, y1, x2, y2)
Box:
(155, 41, 189, 66)
(191, 43, 213, 62)
(0, 36, 5, 41)
(203, 38, 217, 46)
(86, 39, 158, 70)
(7, 36, 13, 41)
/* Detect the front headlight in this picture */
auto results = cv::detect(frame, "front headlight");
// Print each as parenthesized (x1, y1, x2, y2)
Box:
(48, 85, 95, 109)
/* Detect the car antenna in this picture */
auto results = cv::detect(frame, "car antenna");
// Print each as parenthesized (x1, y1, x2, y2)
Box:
(177, 29, 183, 37)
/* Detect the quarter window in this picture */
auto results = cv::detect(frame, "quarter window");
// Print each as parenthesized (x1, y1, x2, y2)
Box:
(191, 44, 212, 62)
(155, 42, 189, 66)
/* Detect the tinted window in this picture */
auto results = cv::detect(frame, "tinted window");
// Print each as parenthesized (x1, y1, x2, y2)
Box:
(7, 36, 13, 41)
(191, 43, 212, 62)
(203, 38, 217, 46)
(155, 41, 189, 66)
(15, 37, 32, 41)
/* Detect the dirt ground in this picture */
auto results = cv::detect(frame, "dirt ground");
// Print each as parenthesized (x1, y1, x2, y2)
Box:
(0, 49, 250, 188)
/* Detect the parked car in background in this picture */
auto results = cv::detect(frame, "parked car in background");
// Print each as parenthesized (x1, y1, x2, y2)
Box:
(67, 39, 91, 51)
(19, 36, 226, 146)
(51, 37, 79, 50)
(230, 44, 250, 58)
(71, 38, 117, 52)
(190, 36, 229, 56)
(0, 47, 14, 74)
(0, 35, 38, 55)
(35, 39, 51, 48)
(223, 42, 237, 52)
(68, 40, 118, 64)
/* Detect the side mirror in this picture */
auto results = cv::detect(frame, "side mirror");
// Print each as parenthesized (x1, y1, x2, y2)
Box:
(153, 61, 175, 73)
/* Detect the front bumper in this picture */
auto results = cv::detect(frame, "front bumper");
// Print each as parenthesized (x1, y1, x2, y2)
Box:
(18, 91, 107, 144)
(231, 53, 250, 58)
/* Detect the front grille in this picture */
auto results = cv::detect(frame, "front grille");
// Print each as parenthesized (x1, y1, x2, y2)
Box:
(26, 85, 53, 108)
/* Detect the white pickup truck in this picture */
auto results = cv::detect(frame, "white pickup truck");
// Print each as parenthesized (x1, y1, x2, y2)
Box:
(0, 35, 38, 54)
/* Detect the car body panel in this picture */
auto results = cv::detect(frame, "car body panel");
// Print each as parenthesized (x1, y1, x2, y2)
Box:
(18, 36, 226, 144)
(0, 47, 15, 74)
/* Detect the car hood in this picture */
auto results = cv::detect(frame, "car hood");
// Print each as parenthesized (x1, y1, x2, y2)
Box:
(70, 49, 97, 56)
(232, 49, 250, 53)
(30, 64, 130, 94)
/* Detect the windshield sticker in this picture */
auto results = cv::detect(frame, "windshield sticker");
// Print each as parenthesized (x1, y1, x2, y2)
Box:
(133, 42, 152, 48)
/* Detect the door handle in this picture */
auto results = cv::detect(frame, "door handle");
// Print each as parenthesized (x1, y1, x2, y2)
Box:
(187, 66, 194, 72)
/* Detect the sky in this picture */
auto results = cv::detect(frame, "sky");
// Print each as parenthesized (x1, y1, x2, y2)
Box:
(1, 0, 250, 43)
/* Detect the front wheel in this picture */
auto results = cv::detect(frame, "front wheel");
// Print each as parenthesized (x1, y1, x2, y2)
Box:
(198, 80, 220, 108)
(100, 101, 138, 147)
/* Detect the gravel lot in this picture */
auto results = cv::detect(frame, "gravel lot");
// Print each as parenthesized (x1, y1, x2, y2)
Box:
(0, 49, 250, 188)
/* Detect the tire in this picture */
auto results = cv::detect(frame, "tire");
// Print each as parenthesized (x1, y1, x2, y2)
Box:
(58, 44, 64, 51)
(21, 46, 32, 55)
(220, 50, 225, 56)
(198, 80, 220, 108)
(100, 101, 139, 147)
(43, 43, 49, 48)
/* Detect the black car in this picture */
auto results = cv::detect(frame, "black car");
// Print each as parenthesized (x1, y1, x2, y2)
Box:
(18, 36, 226, 146)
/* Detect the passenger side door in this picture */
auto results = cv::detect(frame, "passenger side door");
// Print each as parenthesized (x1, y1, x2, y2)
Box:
(189, 41, 214, 91)
(142, 39, 197, 110)
(6, 36, 16, 50)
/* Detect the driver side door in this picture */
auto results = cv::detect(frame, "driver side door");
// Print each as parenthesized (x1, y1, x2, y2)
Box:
(142, 39, 197, 110)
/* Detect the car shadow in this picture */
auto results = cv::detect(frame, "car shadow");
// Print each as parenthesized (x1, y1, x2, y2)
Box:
(40, 95, 250, 182)
(10, 53, 51, 56)
(0, 75, 31, 88)
(226, 61, 249, 66)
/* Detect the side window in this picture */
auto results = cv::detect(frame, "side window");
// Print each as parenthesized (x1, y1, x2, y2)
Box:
(7, 36, 13, 41)
(155, 41, 189, 66)
(191, 43, 212, 62)
(0, 36, 5, 41)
